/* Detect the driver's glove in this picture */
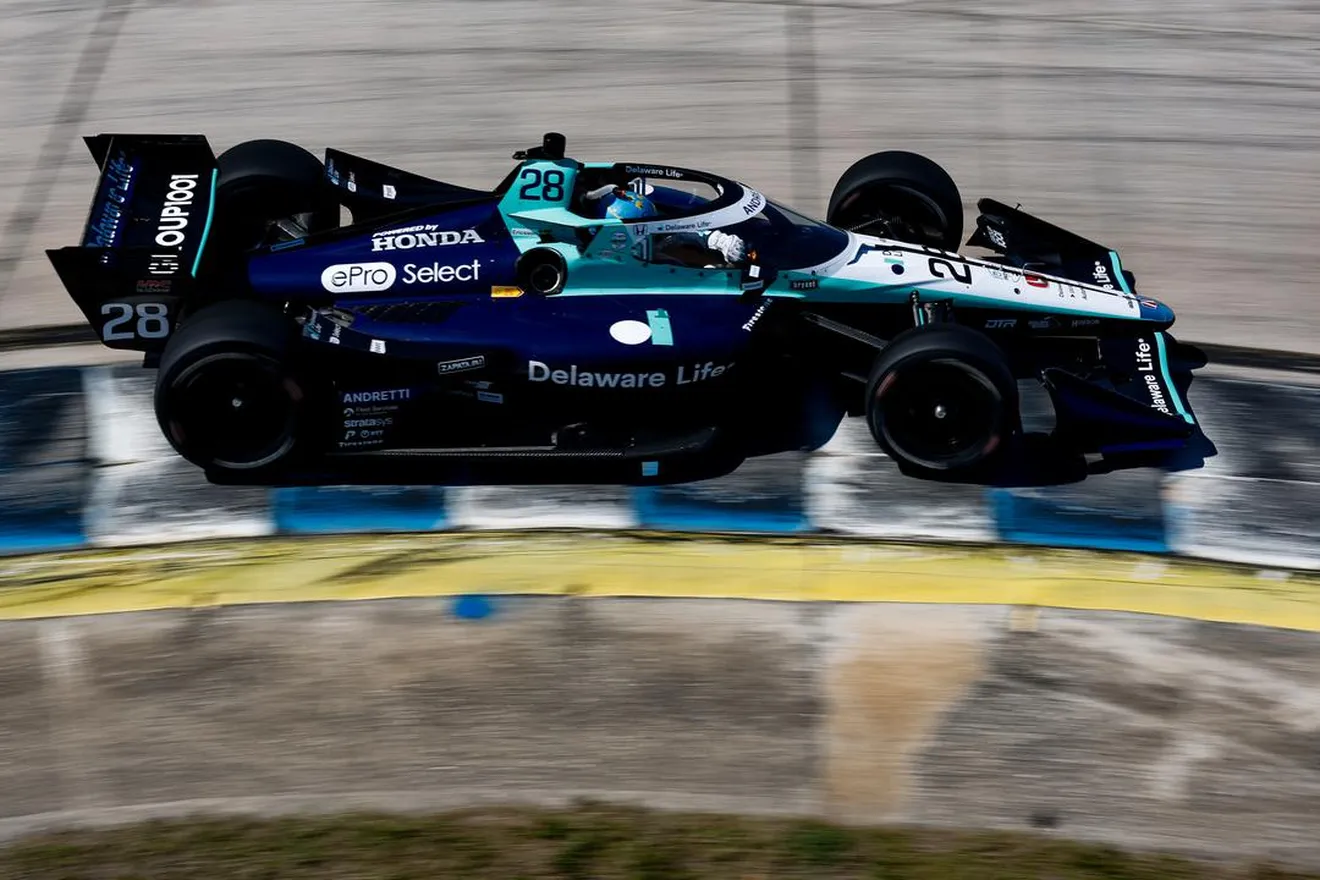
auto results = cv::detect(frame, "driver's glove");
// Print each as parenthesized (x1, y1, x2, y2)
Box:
(706, 230, 745, 263)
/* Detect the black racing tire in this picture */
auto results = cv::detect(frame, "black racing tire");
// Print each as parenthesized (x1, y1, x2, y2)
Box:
(206, 139, 339, 268)
(827, 151, 964, 250)
(865, 323, 1018, 476)
(154, 300, 318, 475)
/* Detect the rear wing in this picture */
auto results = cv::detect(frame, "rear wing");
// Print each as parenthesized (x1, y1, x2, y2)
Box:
(46, 134, 218, 351)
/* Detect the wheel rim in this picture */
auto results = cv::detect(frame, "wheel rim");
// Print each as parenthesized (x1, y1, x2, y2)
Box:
(833, 184, 952, 246)
(874, 360, 1003, 470)
(164, 353, 299, 470)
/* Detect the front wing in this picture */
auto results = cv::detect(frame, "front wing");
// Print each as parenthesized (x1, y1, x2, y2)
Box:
(1043, 330, 1198, 454)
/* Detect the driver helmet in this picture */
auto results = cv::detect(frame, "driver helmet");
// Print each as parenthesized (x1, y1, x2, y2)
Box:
(600, 188, 657, 221)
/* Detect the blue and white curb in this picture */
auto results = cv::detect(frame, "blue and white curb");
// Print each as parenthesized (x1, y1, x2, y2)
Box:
(1, 363, 1317, 571)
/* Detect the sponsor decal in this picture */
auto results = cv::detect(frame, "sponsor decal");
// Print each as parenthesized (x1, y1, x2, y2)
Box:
(304, 318, 323, 341)
(476, 390, 504, 404)
(1028, 318, 1054, 330)
(742, 190, 765, 216)
(147, 252, 182, 277)
(1140, 299, 1160, 309)
(1024, 273, 1049, 288)
(491, 286, 524, 298)
(1134, 338, 1172, 415)
(987, 227, 1007, 248)
(1092, 260, 1115, 289)
(650, 217, 715, 233)
(382, 183, 396, 199)
(342, 388, 411, 404)
(326, 159, 341, 185)
(511, 227, 537, 237)
(985, 318, 1016, 329)
(343, 417, 394, 428)
(321, 262, 397, 293)
(342, 403, 398, 418)
(437, 355, 486, 375)
(369, 339, 387, 354)
(609, 319, 652, 346)
(154, 173, 199, 247)
(347, 171, 358, 193)
(401, 259, 481, 284)
(371, 224, 485, 252)
(742, 301, 770, 332)
(86, 152, 135, 248)
(789, 278, 818, 291)
(1071, 318, 1100, 327)
(528, 360, 733, 389)
(623, 164, 684, 179)
(135, 278, 172, 294)
(329, 323, 342, 345)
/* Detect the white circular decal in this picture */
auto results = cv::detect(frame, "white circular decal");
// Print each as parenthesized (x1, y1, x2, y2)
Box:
(609, 319, 652, 345)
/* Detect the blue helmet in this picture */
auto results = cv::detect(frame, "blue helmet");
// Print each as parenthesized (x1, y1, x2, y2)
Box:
(601, 189, 657, 221)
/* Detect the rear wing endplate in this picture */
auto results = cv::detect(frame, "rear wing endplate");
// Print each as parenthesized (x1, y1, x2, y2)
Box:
(47, 134, 218, 351)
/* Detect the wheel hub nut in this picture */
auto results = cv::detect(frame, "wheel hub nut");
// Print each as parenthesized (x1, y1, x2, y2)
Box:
(933, 404, 948, 419)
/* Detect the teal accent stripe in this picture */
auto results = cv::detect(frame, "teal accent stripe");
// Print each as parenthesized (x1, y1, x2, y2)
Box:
(1108, 250, 1132, 295)
(1154, 331, 1194, 424)
(190, 168, 219, 278)
(646, 308, 673, 346)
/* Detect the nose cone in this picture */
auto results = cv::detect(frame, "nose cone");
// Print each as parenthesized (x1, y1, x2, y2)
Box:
(1138, 296, 1175, 327)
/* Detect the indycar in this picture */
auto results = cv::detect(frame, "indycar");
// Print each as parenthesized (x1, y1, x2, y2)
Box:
(48, 131, 1204, 486)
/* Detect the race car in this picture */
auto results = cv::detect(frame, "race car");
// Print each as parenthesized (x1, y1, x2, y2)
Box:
(47, 131, 1204, 486)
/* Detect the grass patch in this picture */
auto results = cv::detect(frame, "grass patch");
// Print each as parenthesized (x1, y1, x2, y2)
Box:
(0, 804, 1312, 879)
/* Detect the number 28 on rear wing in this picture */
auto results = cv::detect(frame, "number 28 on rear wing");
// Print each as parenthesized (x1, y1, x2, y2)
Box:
(46, 134, 219, 352)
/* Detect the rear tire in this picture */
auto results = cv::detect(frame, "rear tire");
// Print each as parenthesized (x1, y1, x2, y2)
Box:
(154, 300, 317, 474)
(204, 139, 339, 274)
(827, 151, 964, 250)
(865, 323, 1017, 476)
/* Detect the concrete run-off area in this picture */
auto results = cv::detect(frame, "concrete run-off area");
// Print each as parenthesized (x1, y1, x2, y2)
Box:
(2, 0, 1320, 352)
(0, 596, 1319, 867)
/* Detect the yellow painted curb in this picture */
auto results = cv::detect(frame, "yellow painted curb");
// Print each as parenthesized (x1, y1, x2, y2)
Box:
(0, 531, 1317, 630)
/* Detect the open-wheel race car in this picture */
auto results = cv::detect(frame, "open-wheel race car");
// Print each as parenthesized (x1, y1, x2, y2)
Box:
(48, 131, 1205, 486)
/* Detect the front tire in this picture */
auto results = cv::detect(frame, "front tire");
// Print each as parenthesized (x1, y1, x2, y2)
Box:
(827, 151, 964, 250)
(865, 324, 1017, 476)
(154, 300, 316, 474)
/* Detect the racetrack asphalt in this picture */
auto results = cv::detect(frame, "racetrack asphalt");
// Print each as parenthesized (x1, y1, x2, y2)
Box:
(2, 0, 1318, 352)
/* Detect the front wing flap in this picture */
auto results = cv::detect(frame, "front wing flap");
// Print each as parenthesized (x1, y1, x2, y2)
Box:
(967, 197, 1139, 295)
(1043, 330, 1197, 454)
